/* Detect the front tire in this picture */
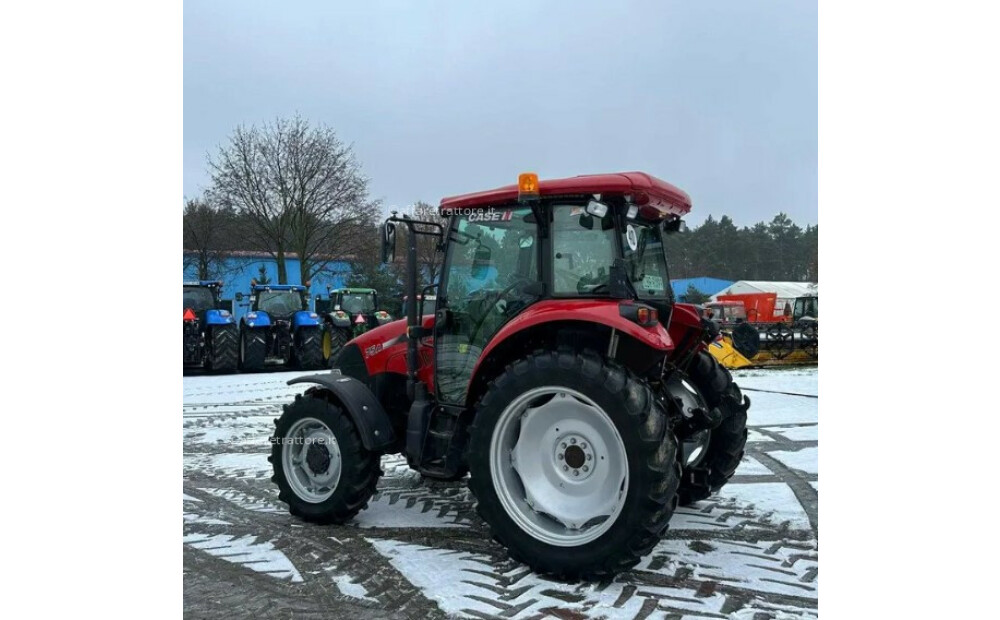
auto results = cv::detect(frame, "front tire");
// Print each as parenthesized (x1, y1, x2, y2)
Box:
(677, 351, 750, 505)
(269, 393, 381, 523)
(467, 350, 681, 579)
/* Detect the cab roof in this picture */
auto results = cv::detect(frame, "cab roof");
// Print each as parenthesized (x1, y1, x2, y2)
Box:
(439, 172, 691, 220)
(329, 287, 376, 294)
(251, 284, 306, 292)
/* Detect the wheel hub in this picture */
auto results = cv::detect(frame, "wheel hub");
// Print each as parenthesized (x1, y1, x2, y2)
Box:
(553, 432, 595, 480)
(306, 442, 332, 474)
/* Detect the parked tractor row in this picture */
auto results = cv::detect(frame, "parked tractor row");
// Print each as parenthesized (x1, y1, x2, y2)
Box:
(182, 283, 395, 373)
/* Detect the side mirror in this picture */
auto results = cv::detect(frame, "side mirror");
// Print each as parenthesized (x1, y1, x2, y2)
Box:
(235, 292, 244, 302)
(381, 222, 397, 263)
(471, 246, 492, 281)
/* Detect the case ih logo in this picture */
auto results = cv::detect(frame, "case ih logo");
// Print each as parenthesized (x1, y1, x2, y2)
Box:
(466, 209, 513, 223)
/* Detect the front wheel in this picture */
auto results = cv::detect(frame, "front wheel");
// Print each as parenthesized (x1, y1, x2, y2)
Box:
(269, 393, 381, 523)
(467, 350, 681, 579)
(677, 351, 750, 505)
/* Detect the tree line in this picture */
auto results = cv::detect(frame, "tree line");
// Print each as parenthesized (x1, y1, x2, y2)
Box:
(665, 213, 818, 282)
(185, 116, 816, 303)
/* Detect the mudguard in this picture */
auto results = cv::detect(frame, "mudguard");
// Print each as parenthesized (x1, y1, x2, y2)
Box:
(203, 309, 235, 326)
(326, 310, 352, 328)
(287, 374, 396, 451)
(292, 310, 321, 329)
(244, 311, 271, 328)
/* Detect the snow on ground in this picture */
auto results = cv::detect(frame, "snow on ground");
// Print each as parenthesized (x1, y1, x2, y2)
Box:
(184, 366, 819, 618)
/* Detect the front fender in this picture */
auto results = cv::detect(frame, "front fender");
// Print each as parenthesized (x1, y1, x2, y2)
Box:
(287, 374, 395, 451)
(292, 310, 321, 329)
(203, 309, 235, 326)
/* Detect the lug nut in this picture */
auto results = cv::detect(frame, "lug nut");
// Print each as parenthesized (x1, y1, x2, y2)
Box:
(581, 443, 587, 449)
(563, 465, 568, 471)
(561, 442, 567, 449)
(570, 438, 577, 445)
(583, 465, 589, 472)
(558, 454, 564, 460)
(573, 470, 579, 476)
(587, 454, 592, 461)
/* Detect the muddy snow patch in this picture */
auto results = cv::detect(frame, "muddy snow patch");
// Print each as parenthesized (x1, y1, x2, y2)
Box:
(183, 532, 302, 582)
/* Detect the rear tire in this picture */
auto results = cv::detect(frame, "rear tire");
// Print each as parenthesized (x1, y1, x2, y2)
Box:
(467, 350, 681, 579)
(323, 326, 350, 367)
(239, 326, 266, 372)
(295, 326, 324, 370)
(269, 393, 381, 524)
(677, 351, 749, 505)
(206, 324, 238, 373)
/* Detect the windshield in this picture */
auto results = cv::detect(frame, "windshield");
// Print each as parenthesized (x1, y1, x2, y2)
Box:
(622, 222, 670, 298)
(340, 293, 375, 314)
(183, 286, 216, 312)
(256, 290, 306, 316)
(794, 297, 818, 320)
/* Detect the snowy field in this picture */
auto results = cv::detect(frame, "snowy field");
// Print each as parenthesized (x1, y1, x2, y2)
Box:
(183, 367, 818, 619)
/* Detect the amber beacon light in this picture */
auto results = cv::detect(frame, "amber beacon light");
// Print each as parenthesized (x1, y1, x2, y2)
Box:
(517, 172, 539, 201)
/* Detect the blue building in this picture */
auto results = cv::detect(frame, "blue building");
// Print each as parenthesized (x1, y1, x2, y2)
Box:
(670, 277, 734, 302)
(183, 252, 352, 321)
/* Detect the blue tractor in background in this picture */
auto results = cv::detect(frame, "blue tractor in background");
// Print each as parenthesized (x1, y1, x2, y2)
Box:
(183, 281, 238, 372)
(235, 282, 324, 371)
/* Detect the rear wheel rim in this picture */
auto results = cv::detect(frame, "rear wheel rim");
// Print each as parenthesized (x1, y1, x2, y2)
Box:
(282, 417, 341, 503)
(489, 386, 629, 547)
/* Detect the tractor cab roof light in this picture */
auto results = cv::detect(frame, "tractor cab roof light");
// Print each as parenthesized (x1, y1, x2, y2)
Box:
(626, 204, 639, 219)
(517, 172, 539, 202)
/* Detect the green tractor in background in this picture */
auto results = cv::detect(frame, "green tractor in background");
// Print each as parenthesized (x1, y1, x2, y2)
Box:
(316, 287, 393, 365)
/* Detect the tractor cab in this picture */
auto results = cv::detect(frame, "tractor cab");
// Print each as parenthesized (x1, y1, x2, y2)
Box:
(793, 295, 819, 323)
(703, 301, 748, 325)
(402, 294, 436, 318)
(244, 283, 311, 320)
(317, 287, 391, 333)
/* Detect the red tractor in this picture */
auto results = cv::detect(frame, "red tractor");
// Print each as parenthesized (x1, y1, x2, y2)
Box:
(269, 172, 750, 578)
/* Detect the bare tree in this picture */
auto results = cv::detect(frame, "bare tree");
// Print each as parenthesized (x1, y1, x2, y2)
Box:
(208, 116, 380, 284)
(183, 197, 236, 280)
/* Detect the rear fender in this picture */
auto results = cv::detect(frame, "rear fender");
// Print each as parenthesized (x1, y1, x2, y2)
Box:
(326, 311, 352, 328)
(203, 309, 235, 326)
(667, 303, 707, 361)
(292, 310, 321, 329)
(466, 299, 673, 405)
(244, 311, 271, 328)
(287, 374, 395, 451)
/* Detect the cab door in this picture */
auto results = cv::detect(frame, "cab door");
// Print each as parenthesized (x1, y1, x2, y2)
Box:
(434, 207, 539, 405)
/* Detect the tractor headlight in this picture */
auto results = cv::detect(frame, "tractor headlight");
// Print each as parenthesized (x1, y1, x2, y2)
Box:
(219, 310, 231, 318)
(246, 312, 258, 320)
(309, 312, 319, 319)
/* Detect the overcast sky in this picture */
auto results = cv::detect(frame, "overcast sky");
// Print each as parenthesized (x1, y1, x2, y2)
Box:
(184, 0, 816, 227)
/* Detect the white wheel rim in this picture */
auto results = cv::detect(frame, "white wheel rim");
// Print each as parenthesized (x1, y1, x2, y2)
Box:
(489, 386, 629, 547)
(281, 417, 342, 503)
